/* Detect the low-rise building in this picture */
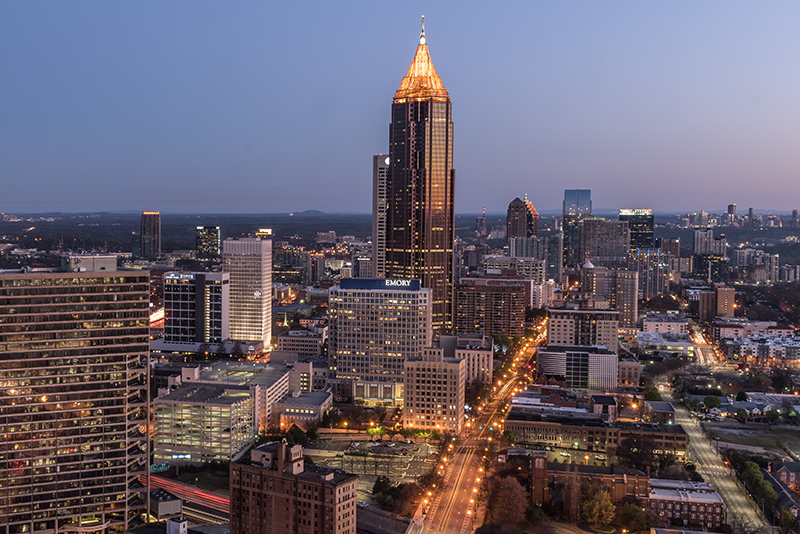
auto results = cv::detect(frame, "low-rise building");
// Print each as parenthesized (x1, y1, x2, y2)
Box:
(618, 357, 641, 386)
(646, 401, 676, 424)
(403, 347, 466, 434)
(638, 331, 695, 359)
(590, 395, 618, 422)
(642, 485, 725, 528)
(273, 389, 334, 431)
(230, 441, 358, 534)
(276, 327, 328, 358)
(537, 345, 619, 391)
(154, 385, 256, 463)
(642, 313, 689, 334)
(504, 406, 688, 457)
(722, 335, 800, 368)
(439, 333, 493, 385)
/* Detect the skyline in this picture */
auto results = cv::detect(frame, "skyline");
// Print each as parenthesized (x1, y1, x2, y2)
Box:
(2, 3, 800, 214)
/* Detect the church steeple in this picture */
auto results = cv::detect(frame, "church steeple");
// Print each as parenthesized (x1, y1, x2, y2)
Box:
(394, 16, 449, 103)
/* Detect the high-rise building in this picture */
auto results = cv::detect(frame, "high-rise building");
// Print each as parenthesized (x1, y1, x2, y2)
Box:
(693, 229, 727, 256)
(508, 234, 563, 283)
(403, 348, 465, 433)
(793, 209, 799, 228)
(537, 345, 619, 391)
(386, 18, 454, 337)
(230, 441, 358, 534)
(0, 260, 149, 533)
(223, 233, 272, 346)
(372, 154, 390, 278)
(727, 204, 737, 217)
(582, 265, 638, 327)
(546, 306, 620, 352)
(163, 272, 229, 345)
(140, 210, 161, 259)
(328, 278, 432, 406)
(506, 195, 539, 241)
(562, 190, 592, 268)
(656, 237, 680, 257)
(619, 209, 654, 251)
(579, 218, 630, 269)
(628, 249, 669, 300)
(453, 280, 527, 337)
(563, 189, 592, 217)
(196, 225, 221, 260)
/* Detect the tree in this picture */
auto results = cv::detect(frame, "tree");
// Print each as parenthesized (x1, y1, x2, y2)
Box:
(659, 464, 690, 480)
(643, 385, 662, 401)
(735, 408, 748, 423)
(285, 424, 309, 447)
(490, 476, 528, 525)
(750, 372, 771, 392)
(231, 341, 244, 356)
(736, 391, 749, 402)
(197, 343, 211, 357)
(306, 427, 320, 441)
(704, 396, 722, 410)
(503, 430, 515, 444)
(616, 434, 658, 472)
(622, 502, 648, 532)
(561, 477, 581, 523)
(583, 488, 616, 527)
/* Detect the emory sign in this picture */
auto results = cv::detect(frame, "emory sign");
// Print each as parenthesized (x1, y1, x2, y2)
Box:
(385, 279, 413, 287)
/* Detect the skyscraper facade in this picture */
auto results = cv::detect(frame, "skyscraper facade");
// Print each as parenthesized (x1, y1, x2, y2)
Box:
(579, 218, 631, 269)
(506, 195, 539, 241)
(562, 189, 591, 268)
(163, 271, 230, 344)
(223, 234, 272, 346)
(385, 18, 454, 337)
(140, 210, 161, 259)
(372, 154, 390, 278)
(0, 262, 150, 533)
(619, 209, 654, 251)
(196, 225, 221, 261)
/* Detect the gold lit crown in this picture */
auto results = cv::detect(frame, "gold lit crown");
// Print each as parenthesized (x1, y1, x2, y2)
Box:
(394, 17, 449, 103)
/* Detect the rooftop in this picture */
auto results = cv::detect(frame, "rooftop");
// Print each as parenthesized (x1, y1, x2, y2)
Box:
(158, 385, 251, 405)
(394, 17, 448, 103)
(646, 401, 676, 413)
(277, 390, 333, 407)
(637, 331, 693, 344)
(648, 488, 723, 504)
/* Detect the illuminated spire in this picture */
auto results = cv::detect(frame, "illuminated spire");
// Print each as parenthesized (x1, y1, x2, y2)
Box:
(394, 17, 449, 103)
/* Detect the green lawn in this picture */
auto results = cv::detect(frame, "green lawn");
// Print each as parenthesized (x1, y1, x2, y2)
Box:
(708, 427, 800, 455)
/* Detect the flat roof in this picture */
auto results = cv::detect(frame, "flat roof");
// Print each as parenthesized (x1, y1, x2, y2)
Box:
(158, 385, 251, 405)
(278, 391, 332, 407)
(648, 488, 723, 504)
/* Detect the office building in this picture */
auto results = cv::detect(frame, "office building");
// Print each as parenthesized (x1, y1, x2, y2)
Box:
(0, 261, 149, 533)
(163, 272, 229, 345)
(276, 327, 327, 358)
(385, 19, 455, 337)
(403, 347, 466, 433)
(372, 154, 390, 278)
(637, 332, 694, 358)
(154, 385, 256, 463)
(230, 441, 358, 534)
(716, 285, 735, 317)
(656, 237, 680, 257)
(483, 255, 545, 283)
(273, 390, 334, 431)
(582, 265, 638, 327)
(533, 280, 558, 308)
(579, 218, 630, 269)
(563, 189, 592, 268)
(439, 333, 493, 385)
(454, 280, 527, 337)
(619, 209, 654, 251)
(628, 248, 669, 300)
(141, 210, 161, 259)
(328, 278, 432, 406)
(547, 306, 620, 352)
(196, 225, 221, 261)
(508, 234, 563, 283)
(223, 233, 272, 346)
(537, 345, 619, 391)
(506, 195, 539, 240)
(693, 229, 727, 256)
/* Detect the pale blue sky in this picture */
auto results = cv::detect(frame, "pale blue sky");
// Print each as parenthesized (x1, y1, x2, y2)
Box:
(1, 2, 799, 214)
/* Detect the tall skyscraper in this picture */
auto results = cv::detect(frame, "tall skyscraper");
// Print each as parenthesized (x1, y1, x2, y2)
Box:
(196, 225, 221, 260)
(163, 272, 229, 344)
(372, 154, 390, 278)
(385, 18, 454, 337)
(562, 189, 591, 268)
(579, 218, 631, 269)
(140, 210, 161, 259)
(223, 232, 272, 347)
(508, 234, 563, 283)
(0, 260, 149, 533)
(619, 209, 654, 251)
(506, 195, 539, 241)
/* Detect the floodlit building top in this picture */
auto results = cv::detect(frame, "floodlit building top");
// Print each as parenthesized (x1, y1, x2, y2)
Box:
(394, 17, 449, 103)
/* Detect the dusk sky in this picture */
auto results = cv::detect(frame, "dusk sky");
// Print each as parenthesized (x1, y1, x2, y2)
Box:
(2, 2, 799, 215)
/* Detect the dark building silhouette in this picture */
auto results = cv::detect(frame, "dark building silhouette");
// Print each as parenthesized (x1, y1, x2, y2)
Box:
(140, 210, 161, 259)
(562, 189, 591, 268)
(196, 225, 221, 260)
(619, 208, 654, 251)
(386, 17, 454, 337)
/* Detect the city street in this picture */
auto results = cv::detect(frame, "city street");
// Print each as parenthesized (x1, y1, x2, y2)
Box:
(421, 443, 482, 534)
(664, 391, 765, 529)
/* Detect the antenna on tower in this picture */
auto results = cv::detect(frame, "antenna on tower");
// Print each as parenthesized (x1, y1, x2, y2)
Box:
(420, 15, 426, 45)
